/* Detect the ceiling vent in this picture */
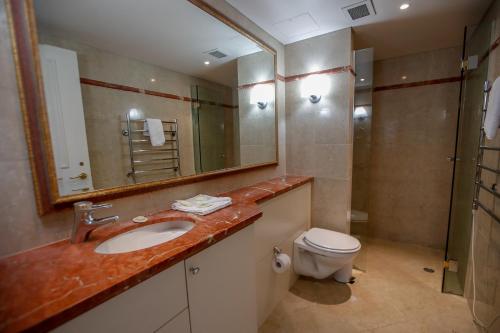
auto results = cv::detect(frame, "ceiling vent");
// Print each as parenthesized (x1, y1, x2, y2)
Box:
(207, 50, 227, 59)
(342, 1, 376, 21)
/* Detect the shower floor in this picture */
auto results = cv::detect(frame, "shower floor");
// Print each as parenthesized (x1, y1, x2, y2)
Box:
(443, 270, 464, 296)
(260, 238, 478, 332)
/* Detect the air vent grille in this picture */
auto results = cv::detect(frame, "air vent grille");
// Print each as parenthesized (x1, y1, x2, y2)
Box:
(347, 4, 370, 20)
(342, 1, 376, 21)
(208, 50, 227, 59)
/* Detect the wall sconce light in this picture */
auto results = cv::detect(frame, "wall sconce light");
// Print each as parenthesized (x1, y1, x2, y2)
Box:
(257, 101, 268, 109)
(354, 106, 368, 119)
(128, 108, 143, 120)
(301, 74, 330, 104)
(309, 94, 321, 104)
(250, 83, 274, 109)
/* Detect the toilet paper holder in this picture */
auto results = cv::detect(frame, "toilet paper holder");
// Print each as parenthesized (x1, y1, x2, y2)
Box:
(273, 246, 281, 257)
(271, 246, 291, 274)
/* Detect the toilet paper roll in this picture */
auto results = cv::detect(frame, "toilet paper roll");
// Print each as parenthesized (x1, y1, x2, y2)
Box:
(272, 253, 291, 274)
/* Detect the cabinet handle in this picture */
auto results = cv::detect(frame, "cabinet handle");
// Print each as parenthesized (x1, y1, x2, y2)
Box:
(190, 266, 200, 275)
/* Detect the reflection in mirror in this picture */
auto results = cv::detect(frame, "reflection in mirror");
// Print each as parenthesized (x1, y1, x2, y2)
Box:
(351, 47, 373, 272)
(33, 0, 276, 196)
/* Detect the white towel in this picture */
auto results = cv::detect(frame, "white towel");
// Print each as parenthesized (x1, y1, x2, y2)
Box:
(144, 118, 165, 146)
(485, 77, 500, 140)
(172, 194, 232, 215)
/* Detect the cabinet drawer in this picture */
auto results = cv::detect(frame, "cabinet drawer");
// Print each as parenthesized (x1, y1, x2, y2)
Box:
(52, 261, 187, 333)
(155, 309, 190, 333)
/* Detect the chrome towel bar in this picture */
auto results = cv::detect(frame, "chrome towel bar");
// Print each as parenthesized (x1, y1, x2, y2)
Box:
(474, 200, 500, 224)
(123, 113, 181, 182)
(475, 181, 500, 199)
(477, 164, 500, 174)
(479, 145, 500, 151)
(472, 80, 500, 225)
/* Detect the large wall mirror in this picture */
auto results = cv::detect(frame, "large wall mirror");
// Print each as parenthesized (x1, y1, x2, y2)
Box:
(7, 0, 277, 214)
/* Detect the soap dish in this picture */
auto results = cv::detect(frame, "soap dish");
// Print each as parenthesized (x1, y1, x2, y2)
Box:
(132, 216, 148, 223)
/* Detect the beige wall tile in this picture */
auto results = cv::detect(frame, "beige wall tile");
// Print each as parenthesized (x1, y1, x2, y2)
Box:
(285, 28, 352, 77)
(374, 47, 462, 87)
(285, 29, 354, 233)
(238, 52, 277, 166)
(369, 48, 460, 249)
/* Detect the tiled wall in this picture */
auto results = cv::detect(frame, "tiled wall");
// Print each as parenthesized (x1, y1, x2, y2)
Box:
(0, 0, 286, 257)
(352, 89, 372, 214)
(369, 47, 462, 249)
(463, 0, 500, 330)
(285, 28, 355, 233)
(237, 51, 277, 165)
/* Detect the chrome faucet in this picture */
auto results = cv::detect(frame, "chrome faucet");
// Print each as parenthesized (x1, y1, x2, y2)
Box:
(71, 201, 119, 243)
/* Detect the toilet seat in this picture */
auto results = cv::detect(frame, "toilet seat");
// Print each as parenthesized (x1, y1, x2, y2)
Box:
(303, 228, 361, 254)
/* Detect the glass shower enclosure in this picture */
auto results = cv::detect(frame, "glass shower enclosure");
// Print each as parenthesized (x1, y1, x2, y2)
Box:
(351, 48, 374, 272)
(191, 85, 239, 174)
(442, 21, 492, 295)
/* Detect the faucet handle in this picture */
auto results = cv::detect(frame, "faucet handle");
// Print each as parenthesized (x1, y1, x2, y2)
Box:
(74, 201, 94, 211)
(72, 201, 118, 243)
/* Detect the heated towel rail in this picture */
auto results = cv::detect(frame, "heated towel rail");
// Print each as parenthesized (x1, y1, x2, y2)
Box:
(122, 113, 181, 183)
(472, 80, 500, 224)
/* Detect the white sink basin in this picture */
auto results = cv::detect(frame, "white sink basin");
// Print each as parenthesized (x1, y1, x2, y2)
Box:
(95, 220, 195, 254)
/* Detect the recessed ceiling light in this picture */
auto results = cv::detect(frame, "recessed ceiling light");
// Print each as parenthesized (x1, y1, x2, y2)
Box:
(400, 3, 410, 10)
(360, 78, 365, 82)
(204, 61, 210, 65)
(401, 75, 407, 80)
(150, 78, 156, 82)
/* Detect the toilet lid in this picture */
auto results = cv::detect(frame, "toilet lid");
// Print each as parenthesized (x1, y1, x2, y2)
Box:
(303, 228, 361, 253)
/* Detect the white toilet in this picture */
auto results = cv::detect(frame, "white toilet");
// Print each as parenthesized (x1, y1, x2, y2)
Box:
(293, 228, 361, 282)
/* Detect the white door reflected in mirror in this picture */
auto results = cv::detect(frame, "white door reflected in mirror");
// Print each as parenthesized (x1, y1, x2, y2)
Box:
(39, 44, 94, 195)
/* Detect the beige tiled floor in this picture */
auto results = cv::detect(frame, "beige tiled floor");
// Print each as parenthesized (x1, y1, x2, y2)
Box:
(260, 238, 479, 333)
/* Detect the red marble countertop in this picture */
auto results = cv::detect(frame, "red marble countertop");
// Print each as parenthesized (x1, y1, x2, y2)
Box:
(0, 175, 312, 333)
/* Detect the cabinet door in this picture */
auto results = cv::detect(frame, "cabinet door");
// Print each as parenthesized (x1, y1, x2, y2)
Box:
(185, 225, 257, 333)
(52, 262, 187, 333)
(155, 309, 190, 333)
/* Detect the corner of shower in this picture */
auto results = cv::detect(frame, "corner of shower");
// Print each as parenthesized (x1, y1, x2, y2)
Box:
(442, 19, 493, 296)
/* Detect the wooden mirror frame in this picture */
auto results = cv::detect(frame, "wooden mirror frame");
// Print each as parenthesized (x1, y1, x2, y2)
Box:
(6, 0, 279, 215)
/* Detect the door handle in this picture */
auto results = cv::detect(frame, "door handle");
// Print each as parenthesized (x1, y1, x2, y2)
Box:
(190, 266, 200, 275)
(70, 172, 88, 180)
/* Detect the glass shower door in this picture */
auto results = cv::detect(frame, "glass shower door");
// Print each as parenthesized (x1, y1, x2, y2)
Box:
(191, 85, 226, 173)
(351, 48, 374, 273)
(443, 22, 492, 295)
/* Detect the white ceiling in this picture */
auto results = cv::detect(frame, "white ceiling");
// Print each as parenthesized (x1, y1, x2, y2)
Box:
(34, 0, 263, 87)
(226, 0, 492, 60)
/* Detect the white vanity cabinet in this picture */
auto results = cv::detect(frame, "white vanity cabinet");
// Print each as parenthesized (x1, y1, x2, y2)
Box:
(52, 261, 188, 333)
(155, 309, 190, 333)
(185, 225, 257, 333)
(52, 225, 257, 333)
